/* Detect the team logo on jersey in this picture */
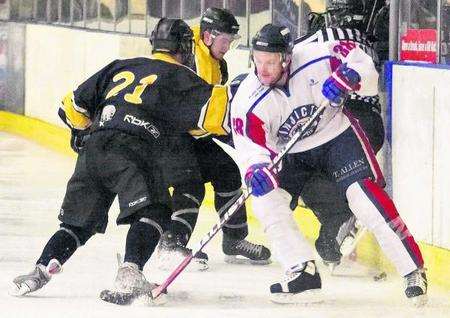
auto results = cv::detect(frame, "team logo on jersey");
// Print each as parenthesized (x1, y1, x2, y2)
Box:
(123, 115, 160, 139)
(99, 105, 116, 126)
(277, 104, 321, 142)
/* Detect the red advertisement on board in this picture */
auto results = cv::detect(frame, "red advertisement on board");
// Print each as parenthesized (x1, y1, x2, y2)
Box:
(400, 29, 437, 63)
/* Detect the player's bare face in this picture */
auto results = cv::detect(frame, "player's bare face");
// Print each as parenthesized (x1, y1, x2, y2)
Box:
(253, 51, 284, 86)
(210, 33, 238, 60)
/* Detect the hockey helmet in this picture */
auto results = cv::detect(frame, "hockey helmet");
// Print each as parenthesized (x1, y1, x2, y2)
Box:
(325, 0, 386, 32)
(200, 7, 240, 36)
(150, 18, 194, 65)
(251, 24, 293, 54)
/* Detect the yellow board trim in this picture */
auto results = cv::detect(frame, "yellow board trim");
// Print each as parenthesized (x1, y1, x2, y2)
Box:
(1, 110, 449, 291)
(0, 111, 75, 158)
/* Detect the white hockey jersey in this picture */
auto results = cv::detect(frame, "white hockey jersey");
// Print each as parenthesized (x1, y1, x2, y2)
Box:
(230, 40, 379, 174)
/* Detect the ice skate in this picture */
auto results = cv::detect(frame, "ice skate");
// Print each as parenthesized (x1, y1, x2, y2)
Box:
(270, 261, 323, 304)
(11, 259, 61, 296)
(100, 261, 167, 306)
(337, 216, 367, 257)
(154, 231, 208, 271)
(404, 268, 428, 307)
(315, 234, 342, 274)
(222, 235, 271, 265)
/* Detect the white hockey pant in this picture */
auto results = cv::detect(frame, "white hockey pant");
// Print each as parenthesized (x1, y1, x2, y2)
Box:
(346, 179, 424, 276)
(251, 188, 315, 272)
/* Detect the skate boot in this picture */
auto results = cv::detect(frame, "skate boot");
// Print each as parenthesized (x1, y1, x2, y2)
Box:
(114, 262, 154, 294)
(270, 261, 322, 304)
(337, 216, 366, 257)
(11, 259, 62, 296)
(404, 268, 428, 307)
(100, 261, 167, 306)
(222, 235, 271, 265)
(315, 234, 342, 273)
(155, 231, 208, 271)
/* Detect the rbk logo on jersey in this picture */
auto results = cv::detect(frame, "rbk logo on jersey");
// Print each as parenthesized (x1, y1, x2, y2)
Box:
(124, 115, 160, 138)
(278, 104, 321, 142)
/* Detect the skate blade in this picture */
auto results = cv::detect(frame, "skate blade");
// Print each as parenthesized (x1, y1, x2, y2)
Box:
(270, 289, 323, 305)
(157, 258, 209, 272)
(100, 289, 168, 306)
(224, 255, 271, 265)
(155, 251, 208, 272)
(409, 294, 428, 307)
(192, 258, 209, 271)
(325, 262, 339, 275)
(9, 283, 31, 297)
(340, 227, 367, 257)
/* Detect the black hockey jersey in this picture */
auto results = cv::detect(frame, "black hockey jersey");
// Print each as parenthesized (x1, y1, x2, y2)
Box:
(59, 53, 229, 141)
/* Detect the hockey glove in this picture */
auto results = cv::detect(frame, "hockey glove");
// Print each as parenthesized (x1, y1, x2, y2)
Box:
(70, 129, 90, 153)
(322, 63, 361, 105)
(245, 163, 279, 197)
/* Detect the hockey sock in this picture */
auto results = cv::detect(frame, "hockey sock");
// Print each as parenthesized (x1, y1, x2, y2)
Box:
(36, 229, 78, 266)
(124, 219, 161, 270)
(170, 183, 204, 242)
(215, 189, 248, 240)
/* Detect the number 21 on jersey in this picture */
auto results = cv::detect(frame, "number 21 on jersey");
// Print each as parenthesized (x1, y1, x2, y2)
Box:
(105, 71, 158, 105)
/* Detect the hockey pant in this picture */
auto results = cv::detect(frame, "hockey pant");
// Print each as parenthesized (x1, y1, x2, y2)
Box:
(251, 188, 314, 272)
(346, 179, 424, 276)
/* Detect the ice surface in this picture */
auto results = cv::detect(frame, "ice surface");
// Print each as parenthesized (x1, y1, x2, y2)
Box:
(1, 132, 449, 318)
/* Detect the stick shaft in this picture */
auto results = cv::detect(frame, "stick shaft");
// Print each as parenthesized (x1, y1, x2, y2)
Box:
(152, 102, 328, 299)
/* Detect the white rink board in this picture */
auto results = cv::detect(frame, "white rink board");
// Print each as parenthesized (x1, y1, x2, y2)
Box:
(25, 25, 120, 127)
(23, 24, 251, 128)
(391, 63, 450, 249)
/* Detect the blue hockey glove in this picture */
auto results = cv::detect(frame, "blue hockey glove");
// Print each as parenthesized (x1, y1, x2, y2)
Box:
(245, 163, 279, 197)
(70, 129, 90, 153)
(322, 63, 361, 105)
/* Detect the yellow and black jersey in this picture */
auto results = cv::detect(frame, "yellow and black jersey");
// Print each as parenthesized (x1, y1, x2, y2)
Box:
(190, 25, 230, 138)
(59, 53, 229, 141)
(191, 25, 228, 86)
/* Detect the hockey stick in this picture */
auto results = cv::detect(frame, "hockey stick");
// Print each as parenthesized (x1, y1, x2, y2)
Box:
(151, 101, 328, 299)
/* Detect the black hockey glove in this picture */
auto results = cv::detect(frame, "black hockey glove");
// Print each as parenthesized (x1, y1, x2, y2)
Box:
(70, 129, 90, 153)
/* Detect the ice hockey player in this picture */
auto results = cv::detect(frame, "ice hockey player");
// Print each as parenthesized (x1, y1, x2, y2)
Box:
(156, 7, 270, 270)
(11, 18, 231, 305)
(291, 0, 388, 270)
(230, 23, 427, 306)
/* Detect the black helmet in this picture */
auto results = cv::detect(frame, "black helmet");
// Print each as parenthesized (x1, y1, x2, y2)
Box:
(200, 7, 240, 35)
(307, 12, 326, 33)
(251, 24, 293, 54)
(150, 18, 194, 65)
(325, 0, 386, 33)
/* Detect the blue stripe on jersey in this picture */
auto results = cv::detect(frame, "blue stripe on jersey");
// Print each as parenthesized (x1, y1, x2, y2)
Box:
(246, 55, 330, 114)
(247, 87, 273, 114)
(290, 55, 331, 79)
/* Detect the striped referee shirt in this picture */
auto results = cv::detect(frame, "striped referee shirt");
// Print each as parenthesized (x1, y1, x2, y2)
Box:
(296, 27, 380, 107)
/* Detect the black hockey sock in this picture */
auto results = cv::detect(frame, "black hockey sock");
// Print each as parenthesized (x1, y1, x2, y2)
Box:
(36, 230, 78, 266)
(169, 184, 204, 242)
(215, 190, 248, 240)
(124, 220, 160, 270)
